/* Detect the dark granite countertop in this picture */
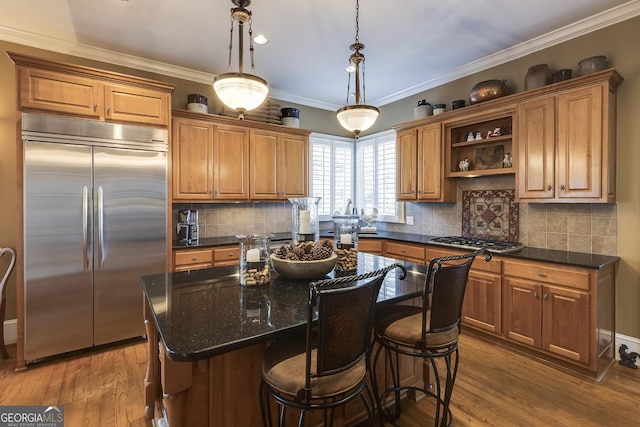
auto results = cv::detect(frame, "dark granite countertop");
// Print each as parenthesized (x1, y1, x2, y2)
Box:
(172, 231, 293, 249)
(174, 229, 618, 270)
(143, 252, 426, 362)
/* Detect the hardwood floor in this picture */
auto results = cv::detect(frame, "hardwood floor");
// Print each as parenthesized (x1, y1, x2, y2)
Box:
(1, 333, 638, 426)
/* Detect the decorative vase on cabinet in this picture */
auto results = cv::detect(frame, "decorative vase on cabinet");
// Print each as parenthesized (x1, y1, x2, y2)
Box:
(525, 64, 552, 91)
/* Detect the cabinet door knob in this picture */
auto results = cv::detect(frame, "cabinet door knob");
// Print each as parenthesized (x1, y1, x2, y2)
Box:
(107, 106, 111, 115)
(560, 184, 565, 192)
(543, 293, 549, 300)
(93, 103, 98, 111)
(533, 291, 539, 299)
(547, 185, 552, 191)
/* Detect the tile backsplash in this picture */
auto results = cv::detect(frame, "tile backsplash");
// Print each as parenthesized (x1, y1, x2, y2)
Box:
(174, 176, 618, 256)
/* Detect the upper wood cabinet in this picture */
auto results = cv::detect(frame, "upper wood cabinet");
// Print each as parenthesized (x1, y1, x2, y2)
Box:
(517, 70, 622, 202)
(249, 129, 308, 200)
(172, 117, 214, 200)
(9, 52, 173, 127)
(444, 107, 515, 178)
(213, 123, 250, 200)
(171, 110, 310, 202)
(395, 123, 455, 202)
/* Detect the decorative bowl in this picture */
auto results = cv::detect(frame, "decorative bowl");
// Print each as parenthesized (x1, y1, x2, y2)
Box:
(578, 56, 606, 76)
(469, 80, 509, 105)
(270, 253, 337, 280)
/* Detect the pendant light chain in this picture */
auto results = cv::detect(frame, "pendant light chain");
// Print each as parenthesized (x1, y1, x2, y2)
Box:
(226, 12, 234, 72)
(354, 0, 360, 45)
(248, 16, 256, 74)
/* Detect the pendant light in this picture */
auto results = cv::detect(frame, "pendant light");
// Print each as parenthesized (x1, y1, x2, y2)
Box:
(336, 0, 379, 138)
(213, 0, 268, 120)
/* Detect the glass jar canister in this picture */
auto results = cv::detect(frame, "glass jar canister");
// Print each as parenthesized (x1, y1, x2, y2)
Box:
(332, 215, 359, 272)
(524, 64, 552, 91)
(289, 197, 321, 243)
(236, 234, 273, 286)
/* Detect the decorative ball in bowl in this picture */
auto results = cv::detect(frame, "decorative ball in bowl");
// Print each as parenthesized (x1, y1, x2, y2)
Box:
(270, 253, 337, 280)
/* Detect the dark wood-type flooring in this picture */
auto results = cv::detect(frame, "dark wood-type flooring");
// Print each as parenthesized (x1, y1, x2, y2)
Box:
(1, 333, 638, 426)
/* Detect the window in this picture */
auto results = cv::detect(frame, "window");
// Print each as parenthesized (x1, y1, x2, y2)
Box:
(310, 130, 404, 223)
(309, 134, 354, 221)
(355, 130, 404, 223)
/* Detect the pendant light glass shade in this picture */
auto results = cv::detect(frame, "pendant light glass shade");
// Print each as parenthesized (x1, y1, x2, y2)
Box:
(213, 72, 269, 113)
(336, 0, 378, 137)
(213, 0, 268, 118)
(336, 105, 379, 136)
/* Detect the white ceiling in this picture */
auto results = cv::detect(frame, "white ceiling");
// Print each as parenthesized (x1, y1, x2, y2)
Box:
(1, 0, 639, 111)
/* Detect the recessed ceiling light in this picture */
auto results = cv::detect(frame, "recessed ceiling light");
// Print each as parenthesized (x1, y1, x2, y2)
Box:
(253, 34, 268, 45)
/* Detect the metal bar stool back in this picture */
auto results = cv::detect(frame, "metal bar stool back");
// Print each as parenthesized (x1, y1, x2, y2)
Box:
(260, 263, 406, 427)
(371, 249, 491, 427)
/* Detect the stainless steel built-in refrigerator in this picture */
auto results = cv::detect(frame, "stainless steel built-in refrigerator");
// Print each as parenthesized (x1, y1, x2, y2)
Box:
(22, 113, 167, 362)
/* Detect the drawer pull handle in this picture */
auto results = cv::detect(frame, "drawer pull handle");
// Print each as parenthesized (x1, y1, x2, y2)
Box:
(537, 272, 547, 278)
(192, 257, 198, 261)
(228, 253, 234, 257)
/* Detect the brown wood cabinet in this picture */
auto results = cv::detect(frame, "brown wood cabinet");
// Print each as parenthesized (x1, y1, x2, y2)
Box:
(395, 124, 455, 202)
(384, 241, 426, 264)
(517, 70, 622, 202)
(213, 123, 250, 200)
(427, 247, 503, 335)
(249, 129, 308, 200)
(10, 52, 172, 127)
(174, 248, 214, 272)
(173, 245, 240, 272)
(444, 107, 515, 178)
(172, 117, 214, 200)
(502, 259, 614, 378)
(171, 110, 310, 202)
(357, 238, 384, 255)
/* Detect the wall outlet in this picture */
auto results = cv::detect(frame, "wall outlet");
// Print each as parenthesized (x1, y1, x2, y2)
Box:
(406, 216, 414, 225)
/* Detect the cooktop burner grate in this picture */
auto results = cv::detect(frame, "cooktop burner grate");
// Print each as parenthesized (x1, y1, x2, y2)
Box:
(429, 236, 524, 254)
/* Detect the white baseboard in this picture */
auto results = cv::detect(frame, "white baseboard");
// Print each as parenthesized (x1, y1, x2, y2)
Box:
(615, 333, 640, 360)
(3, 318, 17, 345)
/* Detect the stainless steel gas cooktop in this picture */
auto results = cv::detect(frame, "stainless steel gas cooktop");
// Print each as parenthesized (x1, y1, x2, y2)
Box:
(429, 236, 524, 254)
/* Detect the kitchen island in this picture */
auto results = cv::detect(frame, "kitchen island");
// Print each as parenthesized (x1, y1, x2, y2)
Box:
(142, 253, 426, 427)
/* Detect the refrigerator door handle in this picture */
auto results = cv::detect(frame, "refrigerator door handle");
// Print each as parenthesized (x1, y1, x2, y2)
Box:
(97, 185, 105, 269)
(82, 185, 89, 271)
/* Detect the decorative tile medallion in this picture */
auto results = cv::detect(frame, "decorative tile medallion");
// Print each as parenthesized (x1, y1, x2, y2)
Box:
(462, 189, 518, 241)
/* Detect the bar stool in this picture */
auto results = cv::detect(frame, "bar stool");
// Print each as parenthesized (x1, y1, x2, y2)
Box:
(259, 263, 406, 427)
(371, 249, 490, 427)
(0, 247, 16, 359)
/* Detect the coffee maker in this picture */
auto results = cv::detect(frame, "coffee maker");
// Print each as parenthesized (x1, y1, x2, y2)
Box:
(176, 210, 199, 243)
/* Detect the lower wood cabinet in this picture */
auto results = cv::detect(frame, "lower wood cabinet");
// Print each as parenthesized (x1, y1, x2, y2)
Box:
(173, 245, 239, 272)
(502, 260, 592, 367)
(384, 241, 426, 264)
(357, 238, 384, 255)
(427, 247, 502, 335)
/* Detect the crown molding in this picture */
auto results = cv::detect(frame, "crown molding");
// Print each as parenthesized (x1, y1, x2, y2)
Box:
(372, 0, 640, 107)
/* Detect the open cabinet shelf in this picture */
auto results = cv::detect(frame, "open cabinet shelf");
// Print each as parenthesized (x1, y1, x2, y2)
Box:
(445, 112, 514, 178)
